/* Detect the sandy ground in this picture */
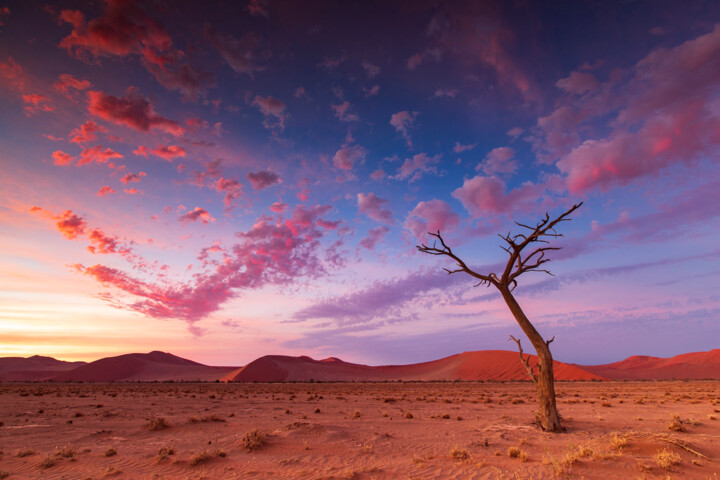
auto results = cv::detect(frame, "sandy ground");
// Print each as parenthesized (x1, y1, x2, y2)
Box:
(0, 381, 718, 479)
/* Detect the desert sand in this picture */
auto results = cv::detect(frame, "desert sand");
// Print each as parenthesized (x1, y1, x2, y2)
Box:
(1, 381, 719, 479)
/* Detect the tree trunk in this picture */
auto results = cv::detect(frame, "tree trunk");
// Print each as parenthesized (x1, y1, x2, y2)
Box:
(500, 287, 563, 432)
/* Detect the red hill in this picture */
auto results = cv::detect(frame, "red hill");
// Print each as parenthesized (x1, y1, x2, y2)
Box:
(50, 351, 237, 382)
(0, 355, 86, 381)
(221, 350, 603, 382)
(579, 349, 720, 380)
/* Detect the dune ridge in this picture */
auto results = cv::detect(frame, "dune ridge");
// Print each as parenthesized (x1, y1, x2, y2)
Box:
(2, 349, 718, 382)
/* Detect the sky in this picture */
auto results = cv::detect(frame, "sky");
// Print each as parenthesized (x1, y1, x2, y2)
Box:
(1, 0, 719, 367)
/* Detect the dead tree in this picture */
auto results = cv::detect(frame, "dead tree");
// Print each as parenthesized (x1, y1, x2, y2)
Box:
(417, 203, 582, 432)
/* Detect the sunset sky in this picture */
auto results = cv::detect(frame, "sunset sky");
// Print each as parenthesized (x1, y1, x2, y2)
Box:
(1, 0, 719, 366)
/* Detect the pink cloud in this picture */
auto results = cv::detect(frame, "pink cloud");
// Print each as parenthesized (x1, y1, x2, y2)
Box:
(390, 110, 418, 146)
(433, 88, 458, 98)
(253, 95, 286, 131)
(247, 170, 281, 190)
(88, 90, 184, 136)
(87, 228, 130, 255)
(120, 171, 145, 184)
(363, 85, 380, 97)
(405, 199, 460, 241)
(97, 186, 115, 196)
(549, 24, 720, 193)
(556, 71, 600, 95)
(393, 153, 440, 182)
(359, 225, 390, 250)
(51, 150, 74, 166)
(53, 209, 87, 239)
(124, 187, 140, 195)
(331, 101, 359, 122)
(53, 74, 92, 97)
(77, 145, 123, 166)
(452, 175, 561, 217)
(333, 144, 366, 171)
(0, 57, 26, 91)
(478, 147, 517, 176)
(215, 177, 243, 207)
(22, 94, 54, 115)
(69, 120, 107, 144)
(453, 142, 476, 153)
(370, 168, 385, 181)
(269, 202, 288, 213)
(180, 207, 214, 224)
(145, 144, 186, 161)
(76, 205, 341, 324)
(205, 25, 265, 76)
(357, 193, 393, 224)
(362, 60, 380, 78)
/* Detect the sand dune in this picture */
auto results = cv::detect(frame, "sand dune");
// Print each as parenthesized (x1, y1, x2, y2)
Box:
(222, 350, 603, 382)
(0, 355, 86, 381)
(4, 349, 719, 383)
(580, 349, 720, 380)
(49, 351, 237, 382)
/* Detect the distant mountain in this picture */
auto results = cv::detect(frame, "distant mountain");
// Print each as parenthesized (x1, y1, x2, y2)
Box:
(50, 351, 238, 382)
(0, 355, 86, 381)
(579, 349, 720, 380)
(221, 350, 603, 382)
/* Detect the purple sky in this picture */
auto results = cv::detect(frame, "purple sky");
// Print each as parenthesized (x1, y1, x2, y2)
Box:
(1, 0, 719, 366)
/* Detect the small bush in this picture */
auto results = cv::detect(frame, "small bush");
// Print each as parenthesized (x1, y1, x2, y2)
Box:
(156, 446, 175, 461)
(15, 448, 34, 458)
(507, 446, 520, 458)
(654, 448, 681, 470)
(190, 450, 225, 466)
(0, 471, 9, 479)
(405, 412, 413, 419)
(609, 433, 627, 450)
(54, 445, 76, 458)
(352, 410, 361, 419)
(241, 429, 266, 452)
(449, 445, 469, 460)
(147, 417, 169, 431)
(39, 455, 56, 469)
(105, 447, 117, 457)
(667, 415, 686, 432)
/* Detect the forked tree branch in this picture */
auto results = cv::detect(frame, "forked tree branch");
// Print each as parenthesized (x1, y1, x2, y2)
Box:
(509, 335, 538, 384)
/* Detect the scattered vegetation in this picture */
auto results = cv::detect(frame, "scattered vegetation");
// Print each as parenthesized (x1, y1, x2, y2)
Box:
(654, 448, 681, 470)
(146, 417, 169, 431)
(241, 428, 266, 452)
(449, 445, 469, 460)
(15, 448, 34, 458)
(189, 449, 226, 466)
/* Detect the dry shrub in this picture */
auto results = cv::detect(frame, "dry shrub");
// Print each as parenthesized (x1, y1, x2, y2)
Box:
(609, 433, 627, 450)
(0, 471, 9, 479)
(55, 445, 76, 458)
(654, 448, 681, 470)
(507, 446, 521, 458)
(189, 449, 225, 465)
(39, 455, 56, 469)
(156, 446, 175, 461)
(189, 414, 226, 423)
(15, 448, 34, 458)
(105, 447, 117, 457)
(450, 445, 469, 460)
(352, 410, 361, 419)
(667, 415, 686, 432)
(241, 428, 266, 452)
(104, 465, 121, 476)
(147, 417, 169, 431)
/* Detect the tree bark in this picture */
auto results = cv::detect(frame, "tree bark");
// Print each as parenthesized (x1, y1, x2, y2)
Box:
(500, 287, 563, 432)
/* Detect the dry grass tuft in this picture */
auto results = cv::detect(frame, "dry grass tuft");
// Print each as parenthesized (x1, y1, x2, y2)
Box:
(609, 433, 627, 450)
(15, 448, 34, 458)
(146, 417, 169, 431)
(449, 445, 469, 460)
(39, 455, 56, 469)
(352, 410, 361, 419)
(54, 445, 76, 458)
(104, 447, 117, 457)
(156, 446, 175, 461)
(190, 449, 226, 466)
(241, 428, 266, 452)
(667, 415, 686, 432)
(654, 448, 681, 470)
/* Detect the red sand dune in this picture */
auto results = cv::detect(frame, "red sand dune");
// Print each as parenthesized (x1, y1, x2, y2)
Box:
(221, 350, 603, 382)
(50, 351, 238, 382)
(0, 355, 86, 381)
(579, 349, 720, 380)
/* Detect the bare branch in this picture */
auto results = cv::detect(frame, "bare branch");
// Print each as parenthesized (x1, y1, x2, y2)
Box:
(546, 336, 555, 347)
(509, 335, 538, 383)
(417, 231, 499, 287)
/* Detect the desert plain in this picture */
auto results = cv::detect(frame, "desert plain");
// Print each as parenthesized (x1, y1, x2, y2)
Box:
(1, 380, 719, 480)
